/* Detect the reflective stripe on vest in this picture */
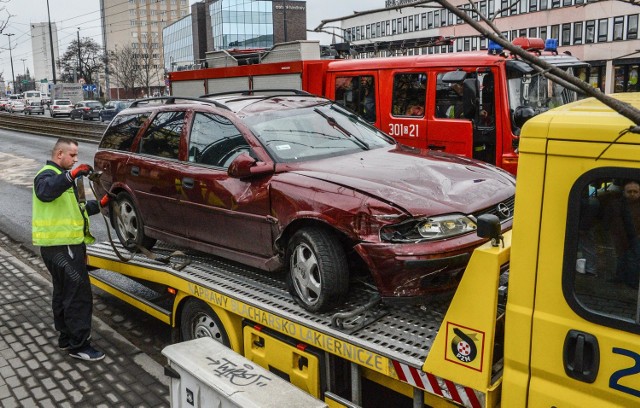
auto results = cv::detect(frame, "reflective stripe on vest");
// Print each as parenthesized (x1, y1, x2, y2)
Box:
(32, 165, 95, 246)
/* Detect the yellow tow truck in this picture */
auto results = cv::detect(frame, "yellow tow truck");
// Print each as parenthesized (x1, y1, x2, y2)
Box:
(87, 93, 640, 407)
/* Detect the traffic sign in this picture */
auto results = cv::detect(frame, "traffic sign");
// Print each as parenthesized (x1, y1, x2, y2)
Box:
(82, 84, 97, 92)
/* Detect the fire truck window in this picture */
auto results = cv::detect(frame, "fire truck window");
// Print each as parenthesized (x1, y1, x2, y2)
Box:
(436, 72, 466, 119)
(139, 111, 184, 160)
(188, 112, 249, 168)
(568, 171, 640, 331)
(391, 73, 426, 117)
(334, 75, 376, 122)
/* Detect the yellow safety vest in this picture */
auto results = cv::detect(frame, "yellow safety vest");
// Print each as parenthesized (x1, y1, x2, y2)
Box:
(32, 165, 95, 246)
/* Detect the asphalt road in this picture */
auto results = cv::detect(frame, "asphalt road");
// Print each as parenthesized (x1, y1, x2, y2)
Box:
(0, 128, 171, 365)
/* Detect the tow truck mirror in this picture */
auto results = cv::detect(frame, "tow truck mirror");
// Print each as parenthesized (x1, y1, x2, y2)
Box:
(228, 153, 273, 179)
(477, 214, 501, 243)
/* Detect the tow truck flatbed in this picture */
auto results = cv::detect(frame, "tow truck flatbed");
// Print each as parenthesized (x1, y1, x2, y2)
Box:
(87, 242, 450, 371)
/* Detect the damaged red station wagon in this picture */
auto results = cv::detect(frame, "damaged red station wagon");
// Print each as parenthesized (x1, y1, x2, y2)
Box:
(94, 92, 515, 312)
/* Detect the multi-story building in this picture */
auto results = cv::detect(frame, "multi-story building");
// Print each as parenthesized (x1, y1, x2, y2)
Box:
(333, 0, 639, 94)
(30, 22, 60, 84)
(163, 0, 307, 73)
(100, 0, 190, 97)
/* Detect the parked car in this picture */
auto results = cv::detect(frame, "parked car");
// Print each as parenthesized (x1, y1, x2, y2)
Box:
(0, 99, 9, 111)
(49, 99, 73, 117)
(94, 94, 516, 312)
(70, 100, 103, 120)
(99, 100, 132, 122)
(24, 101, 45, 115)
(8, 100, 25, 113)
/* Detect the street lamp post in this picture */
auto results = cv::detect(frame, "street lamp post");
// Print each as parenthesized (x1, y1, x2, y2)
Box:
(4, 33, 15, 95)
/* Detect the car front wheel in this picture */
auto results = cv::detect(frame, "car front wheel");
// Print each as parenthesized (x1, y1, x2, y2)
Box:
(286, 227, 349, 312)
(113, 192, 156, 251)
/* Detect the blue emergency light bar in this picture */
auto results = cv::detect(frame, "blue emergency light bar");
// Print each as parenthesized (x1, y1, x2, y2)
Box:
(544, 38, 559, 52)
(487, 40, 503, 55)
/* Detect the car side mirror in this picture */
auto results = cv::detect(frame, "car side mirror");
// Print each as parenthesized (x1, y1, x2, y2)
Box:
(228, 153, 273, 179)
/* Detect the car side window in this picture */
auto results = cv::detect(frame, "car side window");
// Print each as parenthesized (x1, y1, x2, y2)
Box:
(566, 169, 640, 333)
(99, 112, 150, 151)
(188, 112, 249, 168)
(140, 111, 184, 160)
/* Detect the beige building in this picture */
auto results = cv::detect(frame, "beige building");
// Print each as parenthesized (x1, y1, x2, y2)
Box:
(100, 0, 190, 97)
(332, 0, 640, 94)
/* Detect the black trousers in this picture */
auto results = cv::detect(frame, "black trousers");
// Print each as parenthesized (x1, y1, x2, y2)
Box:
(40, 244, 92, 350)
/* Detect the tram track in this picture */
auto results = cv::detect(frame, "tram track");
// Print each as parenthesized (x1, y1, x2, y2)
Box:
(0, 111, 106, 143)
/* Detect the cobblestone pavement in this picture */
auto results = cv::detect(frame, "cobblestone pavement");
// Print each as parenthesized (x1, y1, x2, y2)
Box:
(0, 234, 171, 407)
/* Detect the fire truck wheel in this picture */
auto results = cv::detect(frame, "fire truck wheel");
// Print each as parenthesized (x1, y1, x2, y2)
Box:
(113, 192, 156, 251)
(286, 227, 349, 313)
(180, 299, 230, 346)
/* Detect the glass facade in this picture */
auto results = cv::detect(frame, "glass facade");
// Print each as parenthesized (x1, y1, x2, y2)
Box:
(162, 15, 194, 71)
(210, 0, 274, 49)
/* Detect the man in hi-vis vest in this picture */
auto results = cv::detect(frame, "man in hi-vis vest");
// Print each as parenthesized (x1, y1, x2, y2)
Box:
(32, 137, 109, 361)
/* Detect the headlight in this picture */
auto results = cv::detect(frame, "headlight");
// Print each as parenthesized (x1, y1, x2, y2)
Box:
(380, 214, 477, 243)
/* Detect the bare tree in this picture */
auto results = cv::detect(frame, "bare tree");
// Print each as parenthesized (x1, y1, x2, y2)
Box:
(107, 45, 139, 98)
(59, 37, 104, 88)
(136, 39, 164, 98)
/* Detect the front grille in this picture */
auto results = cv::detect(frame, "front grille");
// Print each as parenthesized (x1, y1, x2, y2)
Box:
(472, 195, 515, 222)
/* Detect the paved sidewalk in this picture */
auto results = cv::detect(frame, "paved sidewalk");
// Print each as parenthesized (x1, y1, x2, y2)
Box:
(0, 240, 170, 407)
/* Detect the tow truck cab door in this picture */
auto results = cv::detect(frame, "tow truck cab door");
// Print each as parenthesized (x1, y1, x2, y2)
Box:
(515, 108, 640, 406)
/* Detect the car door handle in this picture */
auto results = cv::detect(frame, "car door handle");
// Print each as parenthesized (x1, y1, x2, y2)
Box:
(563, 329, 600, 383)
(182, 177, 194, 189)
(428, 144, 446, 151)
(131, 166, 140, 177)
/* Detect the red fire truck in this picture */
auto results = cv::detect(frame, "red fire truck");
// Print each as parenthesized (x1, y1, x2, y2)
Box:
(168, 38, 588, 175)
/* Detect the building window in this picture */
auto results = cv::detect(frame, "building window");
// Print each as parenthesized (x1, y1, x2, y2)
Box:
(415, 14, 420, 30)
(629, 15, 639, 40)
(551, 24, 559, 40)
(540, 26, 547, 40)
(540, 0, 548, 9)
(529, 27, 538, 37)
(427, 12, 433, 29)
(434, 11, 440, 28)
(551, 0, 560, 8)
(408, 16, 414, 32)
(441, 10, 447, 27)
(573, 21, 583, 44)
(562, 23, 571, 46)
(421, 13, 426, 30)
(501, 0, 509, 17)
(598, 18, 609, 42)
(530, 0, 538, 12)
(519, 0, 528, 15)
(480, 1, 487, 16)
(586, 20, 595, 43)
(613, 16, 624, 41)
(562, 0, 572, 6)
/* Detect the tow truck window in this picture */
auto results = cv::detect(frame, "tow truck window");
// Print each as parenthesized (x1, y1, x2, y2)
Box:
(98, 112, 150, 151)
(334, 75, 376, 122)
(187, 112, 248, 168)
(566, 170, 640, 333)
(391, 73, 426, 117)
(139, 111, 184, 160)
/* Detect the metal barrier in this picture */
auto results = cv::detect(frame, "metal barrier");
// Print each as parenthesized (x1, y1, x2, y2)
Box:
(0, 111, 106, 142)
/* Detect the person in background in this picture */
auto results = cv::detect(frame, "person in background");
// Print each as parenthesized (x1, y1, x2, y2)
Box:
(605, 179, 640, 289)
(32, 137, 109, 361)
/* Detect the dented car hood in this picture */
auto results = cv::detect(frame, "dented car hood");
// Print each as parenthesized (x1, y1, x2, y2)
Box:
(287, 145, 515, 216)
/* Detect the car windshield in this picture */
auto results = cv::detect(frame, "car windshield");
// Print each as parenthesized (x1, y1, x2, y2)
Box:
(244, 102, 395, 163)
(87, 102, 102, 108)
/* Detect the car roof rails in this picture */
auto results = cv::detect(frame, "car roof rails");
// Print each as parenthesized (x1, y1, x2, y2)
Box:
(128, 96, 231, 111)
(200, 89, 313, 98)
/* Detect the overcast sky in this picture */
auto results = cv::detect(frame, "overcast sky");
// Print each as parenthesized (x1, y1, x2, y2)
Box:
(0, 0, 374, 85)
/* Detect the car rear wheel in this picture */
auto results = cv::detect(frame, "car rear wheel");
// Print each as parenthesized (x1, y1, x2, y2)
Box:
(286, 227, 349, 312)
(113, 192, 156, 251)
(180, 299, 230, 346)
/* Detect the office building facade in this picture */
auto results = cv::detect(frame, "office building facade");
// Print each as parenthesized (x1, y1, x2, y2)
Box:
(30, 22, 60, 83)
(335, 0, 639, 94)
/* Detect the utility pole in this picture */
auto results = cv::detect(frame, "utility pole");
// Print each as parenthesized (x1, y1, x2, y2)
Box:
(283, 0, 288, 42)
(4, 33, 15, 94)
(46, 0, 57, 84)
(77, 28, 82, 82)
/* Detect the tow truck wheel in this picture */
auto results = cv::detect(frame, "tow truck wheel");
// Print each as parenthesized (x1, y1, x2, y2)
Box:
(180, 299, 230, 346)
(113, 192, 156, 251)
(286, 227, 349, 312)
